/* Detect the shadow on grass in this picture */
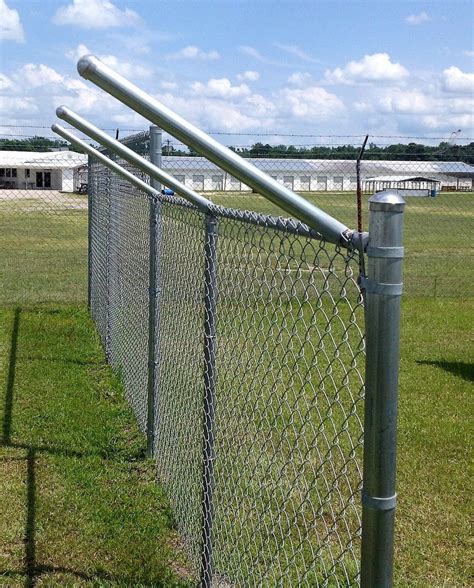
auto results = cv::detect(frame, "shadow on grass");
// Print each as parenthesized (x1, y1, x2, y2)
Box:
(416, 359, 474, 383)
(0, 308, 140, 587)
(2, 307, 20, 446)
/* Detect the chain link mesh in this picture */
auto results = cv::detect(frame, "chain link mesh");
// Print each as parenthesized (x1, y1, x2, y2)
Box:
(89, 149, 366, 585)
(0, 151, 88, 305)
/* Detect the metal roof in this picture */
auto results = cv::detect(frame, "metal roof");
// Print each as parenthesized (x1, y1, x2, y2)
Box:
(363, 175, 442, 183)
(160, 156, 474, 176)
(0, 150, 87, 169)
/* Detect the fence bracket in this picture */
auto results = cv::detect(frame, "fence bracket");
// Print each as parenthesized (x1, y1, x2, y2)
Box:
(362, 493, 397, 511)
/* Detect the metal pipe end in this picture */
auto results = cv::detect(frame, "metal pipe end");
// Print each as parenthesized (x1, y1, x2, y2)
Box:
(55, 105, 71, 120)
(369, 190, 405, 212)
(51, 123, 62, 134)
(77, 54, 99, 79)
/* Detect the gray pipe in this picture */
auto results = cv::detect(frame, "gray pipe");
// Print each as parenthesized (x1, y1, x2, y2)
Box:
(55, 105, 212, 213)
(52, 124, 159, 198)
(146, 125, 162, 458)
(76, 54, 355, 246)
(361, 190, 405, 587)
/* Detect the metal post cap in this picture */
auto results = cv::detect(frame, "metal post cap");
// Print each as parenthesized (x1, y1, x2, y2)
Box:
(369, 190, 405, 212)
(77, 54, 99, 78)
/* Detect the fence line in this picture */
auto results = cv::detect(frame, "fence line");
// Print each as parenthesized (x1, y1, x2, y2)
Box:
(60, 55, 404, 586)
(88, 157, 368, 583)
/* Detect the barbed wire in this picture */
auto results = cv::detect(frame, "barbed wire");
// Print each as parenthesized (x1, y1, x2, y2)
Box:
(1, 125, 473, 142)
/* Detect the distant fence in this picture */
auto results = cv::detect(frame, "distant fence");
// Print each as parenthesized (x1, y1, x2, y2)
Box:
(1, 136, 471, 306)
(124, 133, 473, 299)
(0, 152, 88, 306)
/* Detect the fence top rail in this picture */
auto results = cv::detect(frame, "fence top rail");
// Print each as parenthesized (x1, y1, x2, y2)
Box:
(55, 106, 213, 213)
(51, 124, 159, 200)
(77, 53, 365, 249)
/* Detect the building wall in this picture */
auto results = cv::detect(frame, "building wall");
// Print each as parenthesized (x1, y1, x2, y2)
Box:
(62, 169, 75, 192)
(0, 166, 79, 192)
(163, 170, 362, 192)
(159, 157, 473, 193)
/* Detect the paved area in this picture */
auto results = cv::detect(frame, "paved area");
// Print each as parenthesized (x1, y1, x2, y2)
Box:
(0, 189, 88, 211)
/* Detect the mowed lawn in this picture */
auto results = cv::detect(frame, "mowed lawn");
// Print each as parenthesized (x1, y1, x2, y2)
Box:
(1, 191, 473, 586)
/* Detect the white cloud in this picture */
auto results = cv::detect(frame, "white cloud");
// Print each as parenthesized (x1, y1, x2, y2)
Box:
(421, 113, 473, 131)
(239, 45, 266, 61)
(17, 64, 64, 88)
(160, 81, 177, 90)
(325, 53, 409, 84)
(287, 72, 312, 86)
(238, 45, 285, 66)
(66, 43, 90, 62)
(0, 0, 24, 42)
(66, 44, 152, 78)
(274, 43, 320, 63)
(99, 54, 152, 79)
(278, 86, 345, 120)
(463, 50, 474, 58)
(53, 0, 140, 29)
(0, 73, 14, 91)
(353, 83, 473, 134)
(442, 66, 474, 93)
(244, 94, 275, 117)
(378, 90, 432, 114)
(405, 12, 431, 25)
(157, 92, 267, 132)
(191, 78, 250, 99)
(0, 96, 38, 114)
(54, 82, 110, 113)
(110, 112, 149, 126)
(167, 46, 219, 60)
(237, 70, 260, 82)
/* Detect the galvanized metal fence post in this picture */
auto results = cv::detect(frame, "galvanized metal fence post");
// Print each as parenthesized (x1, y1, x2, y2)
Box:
(87, 156, 93, 310)
(146, 125, 162, 457)
(201, 212, 218, 587)
(104, 163, 112, 361)
(361, 190, 405, 587)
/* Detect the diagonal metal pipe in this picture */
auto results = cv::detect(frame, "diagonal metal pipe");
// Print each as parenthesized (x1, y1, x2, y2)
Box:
(76, 54, 359, 247)
(55, 105, 212, 212)
(52, 123, 159, 198)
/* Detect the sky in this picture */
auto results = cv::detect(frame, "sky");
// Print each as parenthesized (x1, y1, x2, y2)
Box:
(0, 0, 473, 147)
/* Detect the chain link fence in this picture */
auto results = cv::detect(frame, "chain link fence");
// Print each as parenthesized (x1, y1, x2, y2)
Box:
(0, 149, 88, 305)
(123, 132, 473, 298)
(3, 124, 469, 584)
(88, 146, 366, 585)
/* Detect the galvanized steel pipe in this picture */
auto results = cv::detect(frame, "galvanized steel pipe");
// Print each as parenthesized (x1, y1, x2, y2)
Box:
(361, 190, 405, 587)
(76, 54, 354, 246)
(55, 105, 212, 212)
(52, 123, 159, 198)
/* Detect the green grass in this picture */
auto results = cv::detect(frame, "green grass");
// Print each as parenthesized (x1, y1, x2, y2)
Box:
(0, 211, 88, 305)
(0, 305, 190, 587)
(395, 298, 473, 587)
(211, 191, 474, 297)
(0, 192, 472, 586)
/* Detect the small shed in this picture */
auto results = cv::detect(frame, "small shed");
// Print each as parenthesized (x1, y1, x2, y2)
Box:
(363, 175, 442, 197)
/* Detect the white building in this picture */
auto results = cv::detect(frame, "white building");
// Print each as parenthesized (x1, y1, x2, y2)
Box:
(0, 150, 87, 192)
(159, 156, 474, 193)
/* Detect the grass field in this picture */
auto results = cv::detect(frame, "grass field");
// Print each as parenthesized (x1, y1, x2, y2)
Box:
(0, 305, 190, 586)
(211, 190, 474, 298)
(0, 189, 472, 586)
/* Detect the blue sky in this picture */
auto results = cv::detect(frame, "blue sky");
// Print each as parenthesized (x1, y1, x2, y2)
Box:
(0, 0, 473, 145)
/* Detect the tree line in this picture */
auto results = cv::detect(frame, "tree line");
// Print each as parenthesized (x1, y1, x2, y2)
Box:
(163, 140, 474, 163)
(1, 136, 473, 163)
